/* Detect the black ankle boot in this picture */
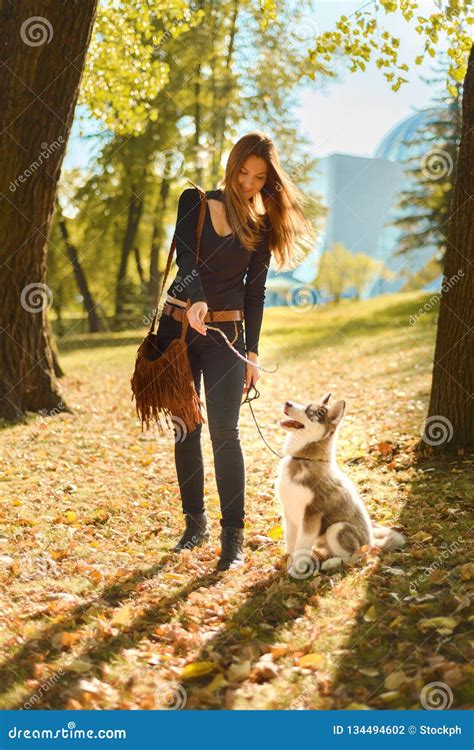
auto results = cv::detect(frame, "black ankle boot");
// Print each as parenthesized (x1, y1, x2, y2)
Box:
(172, 511, 209, 552)
(216, 526, 244, 571)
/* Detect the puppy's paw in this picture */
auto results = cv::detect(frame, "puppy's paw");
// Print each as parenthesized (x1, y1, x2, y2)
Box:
(312, 545, 332, 561)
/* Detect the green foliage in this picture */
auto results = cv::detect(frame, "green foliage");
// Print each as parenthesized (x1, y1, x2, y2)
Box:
(390, 53, 462, 264)
(400, 256, 443, 291)
(53, 0, 328, 323)
(306, 0, 473, 94)
(80, 0, 204, 136)
(316, 243, 397, 302)
(349, 252, 397, 300)
(316, 242, 354, 303)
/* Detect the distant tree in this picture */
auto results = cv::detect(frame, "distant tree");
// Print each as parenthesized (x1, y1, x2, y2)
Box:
(391, 59, 462, 266)
(349, 253, 397, 300)
(400, 256, 442, 292)
(316, 243, 354, 304)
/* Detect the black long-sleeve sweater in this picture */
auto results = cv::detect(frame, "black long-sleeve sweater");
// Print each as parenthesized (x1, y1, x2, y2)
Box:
(166, 187, 271, 355)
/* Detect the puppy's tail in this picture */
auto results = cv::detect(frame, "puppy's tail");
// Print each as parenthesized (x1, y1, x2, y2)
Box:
(372, 525, 406, 551)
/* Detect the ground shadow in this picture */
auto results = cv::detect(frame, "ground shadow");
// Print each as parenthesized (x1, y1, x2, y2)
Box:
(329, 446, 472, 709)
(10, 559, 330, 709)
(167, 564, 330, 709)
(0, 553, 210, 707)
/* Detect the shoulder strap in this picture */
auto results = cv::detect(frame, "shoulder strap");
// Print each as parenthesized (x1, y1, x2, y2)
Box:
(148, 178, 207, 334)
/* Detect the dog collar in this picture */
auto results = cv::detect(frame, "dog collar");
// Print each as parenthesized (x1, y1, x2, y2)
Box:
(290, 456, 331, 462)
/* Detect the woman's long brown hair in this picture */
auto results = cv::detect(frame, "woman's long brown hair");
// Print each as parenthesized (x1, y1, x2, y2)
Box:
(217, 131, 317, 270)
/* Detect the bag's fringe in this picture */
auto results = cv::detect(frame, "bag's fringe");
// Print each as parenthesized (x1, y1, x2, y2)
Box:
(130, 336, 206, 434)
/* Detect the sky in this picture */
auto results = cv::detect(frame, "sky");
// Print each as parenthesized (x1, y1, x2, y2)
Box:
(295, 1, 446, 158)
(64, 0, 446, 171)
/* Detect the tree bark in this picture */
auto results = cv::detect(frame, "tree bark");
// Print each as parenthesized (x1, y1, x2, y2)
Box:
(115, 186, 143, 319)
(426, 44, 474, 450)
(134, 246, 145, 287)
(148, 179, 171, 312)
(56, 204, 103, 333)
(46, 315, 64, 379)
(0, 0, 99, 422)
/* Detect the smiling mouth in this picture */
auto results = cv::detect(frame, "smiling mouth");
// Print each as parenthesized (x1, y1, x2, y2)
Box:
(279, 418, 304, 429)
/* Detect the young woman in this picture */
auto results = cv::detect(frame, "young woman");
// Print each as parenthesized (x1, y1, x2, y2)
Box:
(156, 131, 314, 571)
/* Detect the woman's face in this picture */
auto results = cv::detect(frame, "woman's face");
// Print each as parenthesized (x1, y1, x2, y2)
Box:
(237, 155, 268, 199)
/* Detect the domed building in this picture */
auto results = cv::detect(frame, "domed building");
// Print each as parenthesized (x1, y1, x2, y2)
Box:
(374, 108, 438, 162)
(370, 108, 443, 295)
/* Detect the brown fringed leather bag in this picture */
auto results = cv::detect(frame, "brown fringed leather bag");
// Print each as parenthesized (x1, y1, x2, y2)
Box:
(130, 180, 208, 434)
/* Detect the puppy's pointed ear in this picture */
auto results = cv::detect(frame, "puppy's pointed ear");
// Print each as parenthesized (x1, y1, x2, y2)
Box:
(327, 400, 345, 426)
(321, 392, 331, 405)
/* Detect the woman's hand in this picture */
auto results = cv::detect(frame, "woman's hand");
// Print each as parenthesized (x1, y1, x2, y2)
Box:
(243, 351, 260, 394)
(186, 301, 208, 335)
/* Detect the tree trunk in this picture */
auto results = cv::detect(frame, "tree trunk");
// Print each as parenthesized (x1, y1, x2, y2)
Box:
(56, 205, 103, 333)
(0, 0, 99, 422)
(213, 0, 239, 179)
(46, 315, 64, 379)
(426, 44, 474, 451)
(148, 179, 171, 312)
(115, 186, 143, 319)
(134, 246, 145, 286)
(194, 70, 204, 186)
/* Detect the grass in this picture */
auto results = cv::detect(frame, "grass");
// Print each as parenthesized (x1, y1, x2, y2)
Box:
(0, 290, 472, 710)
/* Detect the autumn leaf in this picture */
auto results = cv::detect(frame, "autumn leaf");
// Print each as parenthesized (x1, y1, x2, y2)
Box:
(296, 653, 325, 670)
(52, 631, 83, 649)
(267, 525, 283, 540)
(384, 671, 409, 690)
(110, 604, 134, 627)
(418, 616, 460, 635)
(181, 661, 219, 680)
(363, 605, 377, 622)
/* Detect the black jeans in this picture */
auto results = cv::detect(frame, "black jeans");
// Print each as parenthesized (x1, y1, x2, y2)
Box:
(156, 310, 247, 529)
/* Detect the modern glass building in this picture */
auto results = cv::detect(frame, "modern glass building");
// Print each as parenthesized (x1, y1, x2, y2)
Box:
(266, 109, 442, 305)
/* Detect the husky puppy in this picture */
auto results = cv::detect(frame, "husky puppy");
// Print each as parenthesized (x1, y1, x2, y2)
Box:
(275, 393, 405, 577)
